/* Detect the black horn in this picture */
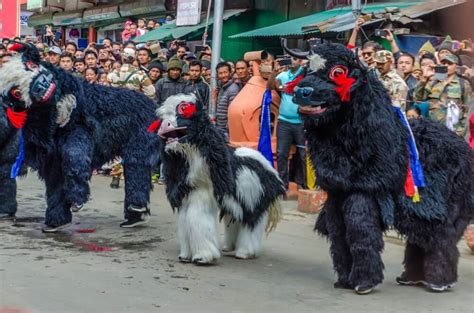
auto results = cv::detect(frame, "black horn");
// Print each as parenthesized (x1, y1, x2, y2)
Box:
(281, 38, 309, 59)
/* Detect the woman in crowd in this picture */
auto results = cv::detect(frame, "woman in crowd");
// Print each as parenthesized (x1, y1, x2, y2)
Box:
(85, 67, 99, 84)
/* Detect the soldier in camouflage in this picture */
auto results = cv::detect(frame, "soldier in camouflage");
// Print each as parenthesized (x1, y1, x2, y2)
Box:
(414, 54, 472, 137)
(374, 50, 409, 112)
(107, 48, 156, 100)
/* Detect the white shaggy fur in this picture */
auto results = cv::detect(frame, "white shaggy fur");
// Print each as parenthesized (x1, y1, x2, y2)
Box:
(236, 167, 263, 212)
(172, 144, 220, 264)
(222, 195, 243, 221)
(0, 56, 38, 107)
(234, 212, 268, 259)
(235, 147, 277, 175)
(178, 189, 221, 264)
(56, 94, 77, 127)
(308, 53, 327, 72)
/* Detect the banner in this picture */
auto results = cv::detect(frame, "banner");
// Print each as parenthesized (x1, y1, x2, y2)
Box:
(0, 0, 20, 38)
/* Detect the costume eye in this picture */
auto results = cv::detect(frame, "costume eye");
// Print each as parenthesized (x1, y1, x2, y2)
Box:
(329, 65, 348, 80)
(177, 102, 197, 119)
(25, 61, 39, 71)
(10, 87, 22, 100)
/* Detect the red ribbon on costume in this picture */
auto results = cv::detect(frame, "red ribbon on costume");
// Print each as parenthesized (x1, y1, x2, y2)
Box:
(404, 164, 415, 197)
(285, 74, 304, 94)
(332, 73, 356, 102)
(147, 119, 161, 133)
(6, 107, 27, 129)
(8, 43, 24, 53)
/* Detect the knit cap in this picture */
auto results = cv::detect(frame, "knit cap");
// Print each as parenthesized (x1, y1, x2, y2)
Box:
(167, 57, 183, 70)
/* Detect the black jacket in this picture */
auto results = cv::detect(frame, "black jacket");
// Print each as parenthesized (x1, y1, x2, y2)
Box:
(184, 77, 210, 110)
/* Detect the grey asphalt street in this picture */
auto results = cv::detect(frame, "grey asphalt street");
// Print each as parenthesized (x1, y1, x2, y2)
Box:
(0, 174, 473, 313)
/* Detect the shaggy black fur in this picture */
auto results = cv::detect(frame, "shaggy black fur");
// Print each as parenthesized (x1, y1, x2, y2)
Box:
(0, 101, 19, 216)
(158, 96, 286, 229)
(1, 45, 160, 228)
(292, 42, 474, 291)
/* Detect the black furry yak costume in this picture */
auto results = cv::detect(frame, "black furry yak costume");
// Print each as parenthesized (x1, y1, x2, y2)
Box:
(0, 100, 20, 218)
(148, 94, 285, 264)
(283, 40, 474, 294)
(0, 43, 160, 231)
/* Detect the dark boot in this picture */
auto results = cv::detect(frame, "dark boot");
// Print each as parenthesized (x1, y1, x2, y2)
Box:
(110, 176, 120, 189)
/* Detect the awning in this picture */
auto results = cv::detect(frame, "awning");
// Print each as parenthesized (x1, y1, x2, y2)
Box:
(229, 2, 419, 38)
(28, 12, 55, 27)
(52, 10, 84, 26)
(136, 9, 246, 43)
(401, 0, 466, 18)
(83, 5, 120, 23)
(302, 0, 465, 34)
(119, 0, 166, 17)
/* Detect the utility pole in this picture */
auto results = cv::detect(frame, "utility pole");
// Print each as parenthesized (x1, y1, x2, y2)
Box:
(209, 0, 224, 119)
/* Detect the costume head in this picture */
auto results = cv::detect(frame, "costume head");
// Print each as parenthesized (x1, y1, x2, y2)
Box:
(281, 39, 370, 127)
(0, 43, 57, 109)
(148, 94, 205, 152)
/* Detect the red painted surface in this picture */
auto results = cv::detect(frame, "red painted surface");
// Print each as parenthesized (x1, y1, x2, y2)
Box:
(0, 0, 20, 38)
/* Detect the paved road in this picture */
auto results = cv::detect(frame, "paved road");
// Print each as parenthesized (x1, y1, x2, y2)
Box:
(0, 175, 473, 313)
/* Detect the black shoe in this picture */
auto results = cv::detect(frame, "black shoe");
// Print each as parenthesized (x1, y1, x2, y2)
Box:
(127, 204, 148, 213)
(120, 213, 150, 228)
(0, 213, 15, 220)
(354, 284, 375, 295)
(42, 223, 71, 233)
(396, 275, 426, 286)
(110, 176, 120, 189)
(334, 281, 353, 290)
(71, 203, 84, 213)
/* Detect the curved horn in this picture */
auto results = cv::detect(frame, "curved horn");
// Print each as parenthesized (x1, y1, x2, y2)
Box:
(281, 38, 309, 59)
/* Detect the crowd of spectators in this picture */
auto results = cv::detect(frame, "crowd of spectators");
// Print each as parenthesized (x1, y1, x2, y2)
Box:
(0, 15, 472, 191)
(349, 18, 473, 137)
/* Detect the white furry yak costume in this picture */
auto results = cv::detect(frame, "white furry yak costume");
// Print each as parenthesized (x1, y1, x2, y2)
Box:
(150, 94, 286, 264)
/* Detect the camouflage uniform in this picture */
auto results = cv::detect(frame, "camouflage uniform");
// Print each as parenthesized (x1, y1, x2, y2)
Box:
(378, 69, 409, 112)
(414, 75, 472, 137)
(107, 64, 156, 100)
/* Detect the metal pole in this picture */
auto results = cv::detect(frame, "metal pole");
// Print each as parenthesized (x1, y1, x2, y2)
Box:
(209, 0, 224, 119)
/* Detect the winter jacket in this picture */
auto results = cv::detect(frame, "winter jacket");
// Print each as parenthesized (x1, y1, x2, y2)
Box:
(216, 80, 240, 133)
(155, 75, 187, 106)
(184, 77, 210, 110)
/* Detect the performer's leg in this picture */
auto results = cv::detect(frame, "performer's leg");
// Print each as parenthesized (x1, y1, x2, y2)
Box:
(323, 196, 353, 289)
(0, 177, 17, 217)
(177, 206, 192, 262)
(397, 242, 425, 285)
(423, 239, 459, 291)
(342, 192, 384, 293)
(222, 214, 239, 252)
(61, 127, 93, 209)
(43, 167, 72, 231)
(185, 189, 220, 264)
(235, 212, 268, 259)
(121, 161, 152, 226)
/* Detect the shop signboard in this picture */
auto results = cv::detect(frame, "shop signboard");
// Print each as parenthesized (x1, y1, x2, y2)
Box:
(83, 5, 120, 23)
(27, 0, 44, 10)
(176, 0, 202, 26)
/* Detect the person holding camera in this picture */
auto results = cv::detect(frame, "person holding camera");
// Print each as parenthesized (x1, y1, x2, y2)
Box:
(414, 54, 472, 136)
